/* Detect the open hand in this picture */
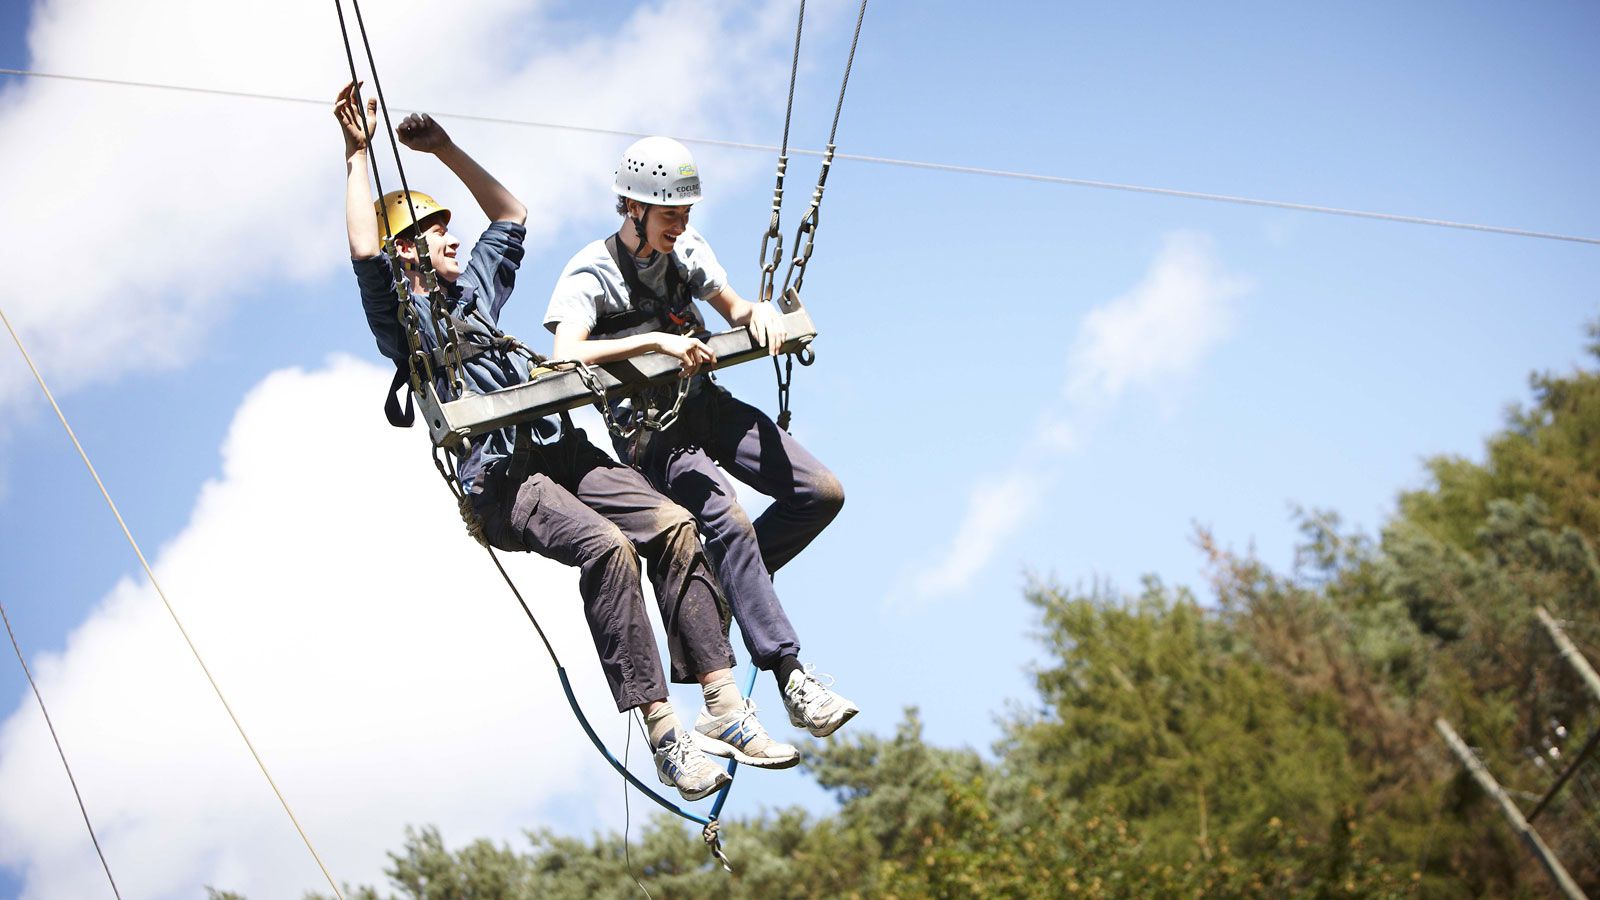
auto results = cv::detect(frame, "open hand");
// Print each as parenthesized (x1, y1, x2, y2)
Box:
(334, 81, 377, 154)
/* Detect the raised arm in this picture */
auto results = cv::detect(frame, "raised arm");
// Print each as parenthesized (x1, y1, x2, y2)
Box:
(335, 81, 382, 259)
(397, 114, 527, 225)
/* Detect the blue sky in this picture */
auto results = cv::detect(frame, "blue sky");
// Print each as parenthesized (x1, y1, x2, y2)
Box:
(0, 0, 1596, 896)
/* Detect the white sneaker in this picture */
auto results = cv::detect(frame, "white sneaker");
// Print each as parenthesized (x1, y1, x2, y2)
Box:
(695, 698, 800, 769)
(782, 665, 859, 738)
(653, 729, 731, 801)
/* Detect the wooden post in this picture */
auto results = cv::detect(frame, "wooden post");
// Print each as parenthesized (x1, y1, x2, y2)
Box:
(1435, 718, 1587, 900)
(1535, 607, 1600, 704)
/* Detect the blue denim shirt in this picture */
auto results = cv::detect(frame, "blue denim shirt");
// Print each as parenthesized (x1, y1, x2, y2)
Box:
(352, 221, 560, 493)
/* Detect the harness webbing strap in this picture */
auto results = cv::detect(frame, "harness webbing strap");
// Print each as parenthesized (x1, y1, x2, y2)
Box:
(382, 299, 525, 429)
(595, 233, 694, 337)
(384, 365, 414, 427)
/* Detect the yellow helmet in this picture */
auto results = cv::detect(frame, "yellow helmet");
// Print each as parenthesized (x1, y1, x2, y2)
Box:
(374, 190, 450, 240)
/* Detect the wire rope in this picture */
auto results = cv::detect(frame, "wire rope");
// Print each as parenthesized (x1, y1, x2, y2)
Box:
(0, 597, 121, 899)
(0, 305, 346, 899)
(1, 67, 1593, 247)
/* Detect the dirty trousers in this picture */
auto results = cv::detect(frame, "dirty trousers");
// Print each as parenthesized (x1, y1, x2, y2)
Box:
(473, 431, 734, 712)
(622, 384, 845, 671)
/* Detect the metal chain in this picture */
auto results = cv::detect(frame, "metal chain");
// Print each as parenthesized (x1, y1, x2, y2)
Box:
(778, 0, 868, 301)
(756, 0, 805, 307)
(640, 378, 692, 435)
(773, 354, 794, 431)
(559, 358, 692, 439)
(565, 359, 638, 440)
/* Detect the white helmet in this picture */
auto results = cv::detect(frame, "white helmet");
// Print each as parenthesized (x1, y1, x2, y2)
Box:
(613, 136, 702, 206)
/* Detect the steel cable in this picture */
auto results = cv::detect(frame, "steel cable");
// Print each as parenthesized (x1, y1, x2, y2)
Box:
(1, 67, 1592, 246)
(0, 597, 121, 899)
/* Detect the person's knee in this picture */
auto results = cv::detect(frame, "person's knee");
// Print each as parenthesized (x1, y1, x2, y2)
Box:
(580, 523, 636, 568)
(805, 469, 846, 519)
(697, 496, 755, 544)
(653, 502, 698, 538)
(656, 507, 707, 561)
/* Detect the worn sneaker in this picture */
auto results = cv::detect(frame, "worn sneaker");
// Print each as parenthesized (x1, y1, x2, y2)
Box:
(653, 729, 732, 801)
(694, 698, 800, 769)
(782, 665, 859, 738)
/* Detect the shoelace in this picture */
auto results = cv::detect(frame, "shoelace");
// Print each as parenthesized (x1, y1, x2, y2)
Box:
(728, 699, 773, 745)
(661, 735, 717, 778)
(790, 665, 839, 711)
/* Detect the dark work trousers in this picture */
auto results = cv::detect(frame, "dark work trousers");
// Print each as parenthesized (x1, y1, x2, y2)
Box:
(472, 430, 735, 712)
(620, 383, 845, 671)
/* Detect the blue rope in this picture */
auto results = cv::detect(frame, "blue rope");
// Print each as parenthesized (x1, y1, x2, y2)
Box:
(709, 663, 761, 820)
(555, 667, 713, 826)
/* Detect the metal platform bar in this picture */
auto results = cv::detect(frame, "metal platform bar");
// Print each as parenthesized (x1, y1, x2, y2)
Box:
(418, 290, 815, 447)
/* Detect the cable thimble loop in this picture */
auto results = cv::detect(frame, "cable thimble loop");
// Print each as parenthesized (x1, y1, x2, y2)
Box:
(703, 819, 733, 873)
(757, 155, 789, 306)
(780, 144, 833, 299)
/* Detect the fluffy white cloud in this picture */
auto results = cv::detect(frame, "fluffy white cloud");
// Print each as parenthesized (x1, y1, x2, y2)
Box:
(902, 233, 1247, 603)
(1064, 232, 1246, 409)
(0, 356, 674, 898)
(0, 0, 794, 409)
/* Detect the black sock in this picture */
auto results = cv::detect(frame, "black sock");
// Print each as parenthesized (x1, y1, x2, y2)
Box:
(774, 654, 803, 693)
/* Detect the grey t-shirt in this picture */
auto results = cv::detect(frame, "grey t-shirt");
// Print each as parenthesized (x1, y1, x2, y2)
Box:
(544, 225, 728, 339)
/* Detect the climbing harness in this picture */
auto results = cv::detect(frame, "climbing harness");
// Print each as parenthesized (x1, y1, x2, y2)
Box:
(588, 232, 700, 437)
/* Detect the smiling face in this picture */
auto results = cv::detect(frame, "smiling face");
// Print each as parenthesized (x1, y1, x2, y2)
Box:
(626, 199, 692, 256)
(396, 216, 462, 282)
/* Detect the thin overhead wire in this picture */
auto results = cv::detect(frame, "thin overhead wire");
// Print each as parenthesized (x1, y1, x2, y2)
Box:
(0, 597, 122, 899)
(0, 304, 346, 900)
(1, 66, 1594, 247)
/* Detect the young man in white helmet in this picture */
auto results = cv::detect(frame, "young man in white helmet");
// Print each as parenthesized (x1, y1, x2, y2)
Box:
(545, 136, 858, 739)
(335, 85, 799, 799)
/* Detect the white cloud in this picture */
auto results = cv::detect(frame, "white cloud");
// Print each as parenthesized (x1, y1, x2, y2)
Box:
(903, 470, 1050, 603)
(1064, 232, 1246, 409)
(0, 0, 794, 410)
(899, 233, 1247, 605)
(0, 356, 675, 897)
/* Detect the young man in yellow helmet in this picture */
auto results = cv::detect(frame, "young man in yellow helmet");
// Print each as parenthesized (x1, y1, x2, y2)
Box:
(335, 84, 798, 799)
(545, 136, 857, 739)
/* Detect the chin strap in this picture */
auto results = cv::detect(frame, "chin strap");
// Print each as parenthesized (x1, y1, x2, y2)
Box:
(632, 206, 650, 251)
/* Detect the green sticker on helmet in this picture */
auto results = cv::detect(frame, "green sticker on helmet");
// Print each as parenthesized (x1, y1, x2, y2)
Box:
(679, 165, 697, 177)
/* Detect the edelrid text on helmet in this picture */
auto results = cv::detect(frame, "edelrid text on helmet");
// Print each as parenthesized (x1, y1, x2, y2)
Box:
(375, 190, 451, 240)
(613, 136, 702, 207)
